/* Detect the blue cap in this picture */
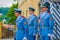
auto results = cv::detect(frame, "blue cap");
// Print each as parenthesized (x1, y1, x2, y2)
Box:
(29, 7, 35, 11)
(14, 9, 22, 13)
(41, 2, 50, 8)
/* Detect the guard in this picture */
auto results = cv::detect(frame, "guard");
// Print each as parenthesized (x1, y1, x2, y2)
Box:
(14, 9, 28, 40)
(38, 2, 54, 40)
(28, 7, 38, 40)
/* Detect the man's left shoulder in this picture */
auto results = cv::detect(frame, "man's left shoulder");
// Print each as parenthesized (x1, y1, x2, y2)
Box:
(48, 12, 50, 14)
(22, 16, 26, 21)
(22, 16, 25, 18)
(47, 12, 51, 16)
(47, 12, 51, 15)
(34, 14, 37, 16)
(34, 14, 37, 18)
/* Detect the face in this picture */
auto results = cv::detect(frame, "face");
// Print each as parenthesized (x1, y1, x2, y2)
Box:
(41, 7, 48, 12)
(15, 12, 20, 17)
(29, 10, 34, 15)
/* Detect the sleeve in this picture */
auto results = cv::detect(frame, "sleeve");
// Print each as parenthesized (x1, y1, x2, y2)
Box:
(33, 16, 38, 34)
(23, 18, 28, 37)
(49, 14, 54, 34)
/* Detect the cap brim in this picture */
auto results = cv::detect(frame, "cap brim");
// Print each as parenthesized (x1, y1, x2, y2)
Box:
(41, 6, 46, 8)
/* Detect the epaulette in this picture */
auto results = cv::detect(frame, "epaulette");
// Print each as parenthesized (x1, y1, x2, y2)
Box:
(22, 16, 25, 18)
(48, 12, 50, 14)
(34, 14, 37, 16)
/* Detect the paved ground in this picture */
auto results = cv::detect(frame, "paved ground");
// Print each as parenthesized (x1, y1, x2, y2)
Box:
(0, 38, 14, 40)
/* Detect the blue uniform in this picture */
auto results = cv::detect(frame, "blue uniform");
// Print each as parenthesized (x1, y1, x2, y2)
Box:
(16, 16, 28, 40)
(28, 14, 38, 40)
(38, 11, 54, 40)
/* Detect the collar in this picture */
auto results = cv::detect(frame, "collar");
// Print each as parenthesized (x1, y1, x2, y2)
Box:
(17, 16, 21, 20)
(44, 11, 47, 13)
(30, 14, 34, 17)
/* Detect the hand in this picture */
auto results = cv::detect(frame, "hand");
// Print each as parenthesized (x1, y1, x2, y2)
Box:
(48, 34, 51, 37)
(23, 37, 27, 40)
(48, 34, 53, 37)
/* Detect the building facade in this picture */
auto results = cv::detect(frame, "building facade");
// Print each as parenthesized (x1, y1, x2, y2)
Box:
(18, 0, 40, 18)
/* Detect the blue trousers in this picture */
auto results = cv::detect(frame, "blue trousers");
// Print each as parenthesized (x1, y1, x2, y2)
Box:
(40, 35, 49, 40)
(16, 30, 24, 40)
(28, 34, 35, 40)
